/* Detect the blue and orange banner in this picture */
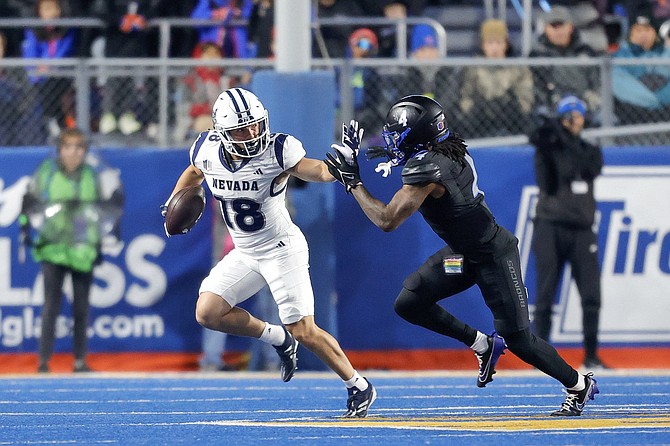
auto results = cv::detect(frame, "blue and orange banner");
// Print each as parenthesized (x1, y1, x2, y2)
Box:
(1, 146, 670, 371)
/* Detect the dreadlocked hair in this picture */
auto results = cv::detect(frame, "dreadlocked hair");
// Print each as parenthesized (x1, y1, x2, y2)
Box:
(429, 130, 469, 164)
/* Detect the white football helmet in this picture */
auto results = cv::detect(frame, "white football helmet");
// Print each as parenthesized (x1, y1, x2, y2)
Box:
(212, 88, 270, 158)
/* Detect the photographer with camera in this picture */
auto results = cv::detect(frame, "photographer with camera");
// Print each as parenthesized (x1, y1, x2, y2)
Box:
(529, 95, 607, 370)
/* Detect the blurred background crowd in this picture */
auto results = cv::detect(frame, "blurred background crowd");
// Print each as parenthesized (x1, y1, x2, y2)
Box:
(0, 0, 669, 149)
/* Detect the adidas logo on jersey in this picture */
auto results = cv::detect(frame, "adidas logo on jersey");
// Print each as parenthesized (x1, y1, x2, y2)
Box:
(254, 168, 263, 175)
(275, 241, 286, 249)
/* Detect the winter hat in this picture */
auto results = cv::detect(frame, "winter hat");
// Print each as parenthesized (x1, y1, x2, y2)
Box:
(349, 28, 379, 52)
(480, 19, 509, 41)
(557, 95, 587, 117)
(544, 6, 572, 25)
(410, 24, 438, 51)
(630, 13, 660, 34)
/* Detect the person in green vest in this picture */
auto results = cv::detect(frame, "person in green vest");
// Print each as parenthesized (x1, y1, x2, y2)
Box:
(20, 127, 123, 373)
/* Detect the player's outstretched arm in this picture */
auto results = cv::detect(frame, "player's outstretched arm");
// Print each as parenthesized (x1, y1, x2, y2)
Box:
(351, 184, 433, 232)
(288, 157, 337, 183)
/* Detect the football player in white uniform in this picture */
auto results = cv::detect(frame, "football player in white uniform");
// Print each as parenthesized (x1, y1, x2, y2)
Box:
(164, 88, 376, 417)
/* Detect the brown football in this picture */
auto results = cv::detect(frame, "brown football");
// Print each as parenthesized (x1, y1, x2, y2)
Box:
(165, 185, 206, 236)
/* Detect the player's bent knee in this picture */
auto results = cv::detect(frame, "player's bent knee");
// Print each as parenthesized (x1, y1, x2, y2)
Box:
(195, 292, 230, 328)
(500, 328, 535, 358)
(394, 288, 425, 322)
(287, 317, 321, 346)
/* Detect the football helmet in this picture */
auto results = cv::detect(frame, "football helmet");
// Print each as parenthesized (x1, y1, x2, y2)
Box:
(212, 88, 270, 157)
(382, 95, 449, 165)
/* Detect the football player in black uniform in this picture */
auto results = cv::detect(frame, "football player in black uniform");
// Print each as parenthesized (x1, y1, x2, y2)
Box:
(325, 95, 599, 416)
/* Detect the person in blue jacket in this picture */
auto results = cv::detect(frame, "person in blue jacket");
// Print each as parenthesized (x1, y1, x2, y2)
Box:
(612, 13, 670, 123)
(21, 0, 78, 135)
(190, 0, 253, 58)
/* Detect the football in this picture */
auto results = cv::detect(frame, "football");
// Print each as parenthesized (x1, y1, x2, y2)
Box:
(164, 185, 206, 236)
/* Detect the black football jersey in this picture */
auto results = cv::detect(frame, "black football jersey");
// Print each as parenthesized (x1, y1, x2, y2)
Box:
(401, 150, 516, 258)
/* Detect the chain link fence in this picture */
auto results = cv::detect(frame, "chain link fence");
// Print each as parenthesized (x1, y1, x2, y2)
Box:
(1, 57, 670, 148)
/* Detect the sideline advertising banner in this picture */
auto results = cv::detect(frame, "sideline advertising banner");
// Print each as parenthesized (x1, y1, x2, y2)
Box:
(0, 148, 211, 354)
(2, 146, 669, 357)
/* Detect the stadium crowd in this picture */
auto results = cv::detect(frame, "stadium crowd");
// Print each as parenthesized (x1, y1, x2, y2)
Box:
(1, 0, 669, 146)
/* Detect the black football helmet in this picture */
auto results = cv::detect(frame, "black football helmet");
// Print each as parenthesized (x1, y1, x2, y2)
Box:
(382, 95, 449, 165)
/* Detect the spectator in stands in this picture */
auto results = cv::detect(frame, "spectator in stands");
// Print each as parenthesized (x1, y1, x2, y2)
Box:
(314, 0, 368, 58)
(174, 42, 248, 142)
(377, 0, 429, 58)
(458, 19, 534, 138)
(95, 0, 160, 137)
(406, 24, 453, 105)
(0, 31, 46, 145)
(346, 28, 380, 131)
(0, 1, 23, 57)
(661, 19, 670, 47)
(611, 14, 670, 123)
(248, 0, 274, 58)
(410, 23, 439, 61)
(22, 0, 78, 138)
(529, 6, 602, 122)
(191, 0, 254, 59)
(157, 1, 199, 58)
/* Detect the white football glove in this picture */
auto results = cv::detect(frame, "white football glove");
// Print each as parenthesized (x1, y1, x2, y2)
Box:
(330, 119, 363, 165)
(375, 161, 394, 178)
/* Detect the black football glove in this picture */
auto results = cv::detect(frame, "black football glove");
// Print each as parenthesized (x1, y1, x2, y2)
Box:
(365, 145, 394, 161)
(324, 150, 362, 193)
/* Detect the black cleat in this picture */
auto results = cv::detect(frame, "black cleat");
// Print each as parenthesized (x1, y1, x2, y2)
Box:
(273, 326, 298, 382)
(475, 332, 507, 388)
(551, 372, 599, 416)
(342, 378, 377, 418)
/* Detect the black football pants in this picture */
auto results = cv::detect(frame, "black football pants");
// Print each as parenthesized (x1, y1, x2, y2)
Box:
(39, 262, 93, 364)
(532, 219, 602, 359)
(394, 243, 578, 388)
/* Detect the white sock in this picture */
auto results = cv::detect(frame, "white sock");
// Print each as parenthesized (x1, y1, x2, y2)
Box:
(470, 331, 489, 355)
(568, 374, 586, 392)
(344, 371, 368, 390)
(258, 322, 286, 346)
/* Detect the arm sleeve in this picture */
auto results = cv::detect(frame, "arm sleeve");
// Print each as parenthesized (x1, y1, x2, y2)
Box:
(580, 142, 603, 180)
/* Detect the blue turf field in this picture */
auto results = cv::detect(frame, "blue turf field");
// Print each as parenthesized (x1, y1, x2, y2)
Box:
(1, 370, 669, 445)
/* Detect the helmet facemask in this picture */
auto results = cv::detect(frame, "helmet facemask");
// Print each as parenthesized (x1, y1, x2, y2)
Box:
(214, 112, 269, 158)
(212, 88, 271, 158)
(381, 126, 413, 166)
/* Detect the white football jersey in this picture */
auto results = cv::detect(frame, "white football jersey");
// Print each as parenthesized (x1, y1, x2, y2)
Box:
(189, 130, 306, 254)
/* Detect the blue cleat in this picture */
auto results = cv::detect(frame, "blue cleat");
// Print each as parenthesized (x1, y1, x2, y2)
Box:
(476, 332, 507, 388)
(551, 372, 599, 416)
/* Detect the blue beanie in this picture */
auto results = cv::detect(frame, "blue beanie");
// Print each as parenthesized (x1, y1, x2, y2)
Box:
(557, 95, 587, 117)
